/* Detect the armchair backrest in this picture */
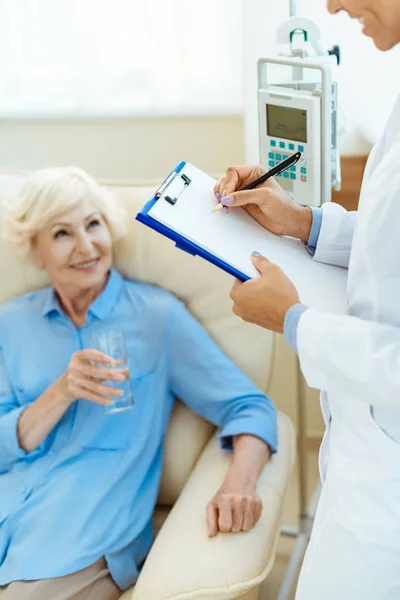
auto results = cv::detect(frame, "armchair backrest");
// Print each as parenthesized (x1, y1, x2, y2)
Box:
(0, 172, 274, 505)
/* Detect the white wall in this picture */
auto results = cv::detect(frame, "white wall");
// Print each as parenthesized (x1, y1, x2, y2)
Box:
(0, 116, 244, 181)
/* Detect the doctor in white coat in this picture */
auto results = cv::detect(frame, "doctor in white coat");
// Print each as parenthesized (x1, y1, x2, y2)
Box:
(214, 1, 400, 598)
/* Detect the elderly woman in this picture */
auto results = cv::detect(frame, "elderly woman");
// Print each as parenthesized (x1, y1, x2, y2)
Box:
(0, 167, 277, 600)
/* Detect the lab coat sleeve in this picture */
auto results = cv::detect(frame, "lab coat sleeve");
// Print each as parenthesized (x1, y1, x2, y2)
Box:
(312, 202, 357, 268)
(297, 309, 400, 409)
(166, 299, 277, 452)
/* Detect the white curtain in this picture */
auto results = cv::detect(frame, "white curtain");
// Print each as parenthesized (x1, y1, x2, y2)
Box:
(0, 0, 243, 117)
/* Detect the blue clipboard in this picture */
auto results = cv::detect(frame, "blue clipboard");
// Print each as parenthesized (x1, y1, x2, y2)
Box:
(135, 161, 249, 282)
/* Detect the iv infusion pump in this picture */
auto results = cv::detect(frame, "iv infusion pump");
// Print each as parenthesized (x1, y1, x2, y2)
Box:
(257, 13, 341, 207)
(259, 86, 321, 207)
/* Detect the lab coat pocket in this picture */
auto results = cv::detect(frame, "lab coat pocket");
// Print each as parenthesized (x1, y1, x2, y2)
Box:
(347, 404, 400, 543)
(366, 404, 400, 458)
(78, 369, 157, 451)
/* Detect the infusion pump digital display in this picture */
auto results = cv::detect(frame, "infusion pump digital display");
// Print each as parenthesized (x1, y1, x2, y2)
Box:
(266, 105, 307, 144)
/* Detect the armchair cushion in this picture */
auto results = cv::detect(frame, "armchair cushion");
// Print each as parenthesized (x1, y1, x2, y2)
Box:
(129, 412, 295, 600)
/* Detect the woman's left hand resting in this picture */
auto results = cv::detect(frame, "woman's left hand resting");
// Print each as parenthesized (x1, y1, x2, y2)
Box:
(230, 253, 300, 333)
(206, 434, 270, 537)
(207, 481, 262, 536)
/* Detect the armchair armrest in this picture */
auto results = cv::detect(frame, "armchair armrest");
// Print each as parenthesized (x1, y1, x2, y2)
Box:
(131, 412, 295, 600)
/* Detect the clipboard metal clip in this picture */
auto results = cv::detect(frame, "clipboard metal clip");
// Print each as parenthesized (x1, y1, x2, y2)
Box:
(155, 171, 192, 206)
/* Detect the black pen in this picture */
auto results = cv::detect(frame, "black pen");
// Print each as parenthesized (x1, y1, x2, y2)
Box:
(212, 151, 301, 212)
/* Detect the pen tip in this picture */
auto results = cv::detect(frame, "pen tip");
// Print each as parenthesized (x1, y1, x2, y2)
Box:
(212, 203, 223, 212)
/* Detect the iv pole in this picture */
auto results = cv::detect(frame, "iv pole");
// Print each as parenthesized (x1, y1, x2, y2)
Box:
(290, 0, 298, 16)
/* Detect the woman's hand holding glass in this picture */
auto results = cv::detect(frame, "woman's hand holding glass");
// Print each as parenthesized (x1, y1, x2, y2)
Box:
(214, 164, 312, 242)
(58, 349, 125, 407)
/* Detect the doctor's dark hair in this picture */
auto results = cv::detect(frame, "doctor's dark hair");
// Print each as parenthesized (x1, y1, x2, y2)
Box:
(2, 166, 127, 260)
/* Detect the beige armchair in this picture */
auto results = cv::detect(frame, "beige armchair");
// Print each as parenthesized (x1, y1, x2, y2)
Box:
(0, 172, 296, 600)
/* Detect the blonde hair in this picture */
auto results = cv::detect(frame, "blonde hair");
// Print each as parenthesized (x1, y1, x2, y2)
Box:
(3, 166, 127, 260)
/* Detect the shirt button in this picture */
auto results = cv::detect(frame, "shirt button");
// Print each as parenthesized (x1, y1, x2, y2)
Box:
(21, 486, 28, 495)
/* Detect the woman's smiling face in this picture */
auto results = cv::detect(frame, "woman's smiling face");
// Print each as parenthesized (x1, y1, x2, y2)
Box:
(32, 198, 113, 294)
(327, 0, 400, 50)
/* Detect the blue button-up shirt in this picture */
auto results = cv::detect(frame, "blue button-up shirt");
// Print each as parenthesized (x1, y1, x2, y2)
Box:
(0, 269, 277, 590)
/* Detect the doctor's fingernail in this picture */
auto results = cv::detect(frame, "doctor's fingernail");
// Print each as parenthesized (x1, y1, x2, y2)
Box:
(252, 251, 262, 257)
(224, 207, 229, 214)
(215, 192, 221, 201)
(222, 196, 234, 206)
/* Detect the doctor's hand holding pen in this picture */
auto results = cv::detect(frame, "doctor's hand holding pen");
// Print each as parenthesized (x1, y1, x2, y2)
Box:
(213, 164, 312, 240)
(213, 164, 307, 333)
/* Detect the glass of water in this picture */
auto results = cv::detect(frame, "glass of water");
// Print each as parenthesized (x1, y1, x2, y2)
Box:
(90, 330, 134, 413)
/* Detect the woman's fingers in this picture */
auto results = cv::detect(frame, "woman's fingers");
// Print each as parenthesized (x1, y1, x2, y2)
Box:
(218, 501, 233, 533)
(212, 169, 243, 198)
(221, 188, 267, 209)
(206, 502, 219, 537)
(242, 497, 255, 531)
(223, 167, 243, 196)
(254, 497, 263, 525)
(208, 492, 263, 535)
(82, 364, 125, 382)
(73, 376, 123, 400)
(76, 348, 115, 365)
(68, 380, 114, 406)
(61, 349, 126, 404)
(231, 497, 245, 533)
(73, 349, 126, 383)
(213, 176, 225, 199)
(213, 165, 266, 199)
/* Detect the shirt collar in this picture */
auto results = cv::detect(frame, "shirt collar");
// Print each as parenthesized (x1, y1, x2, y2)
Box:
(88, 269, 123, 320)
(41, 288, 62, 318)
(41, 268, 123, 321)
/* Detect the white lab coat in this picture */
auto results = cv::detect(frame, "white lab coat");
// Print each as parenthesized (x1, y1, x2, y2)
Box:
(295, 94, 400, 600)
